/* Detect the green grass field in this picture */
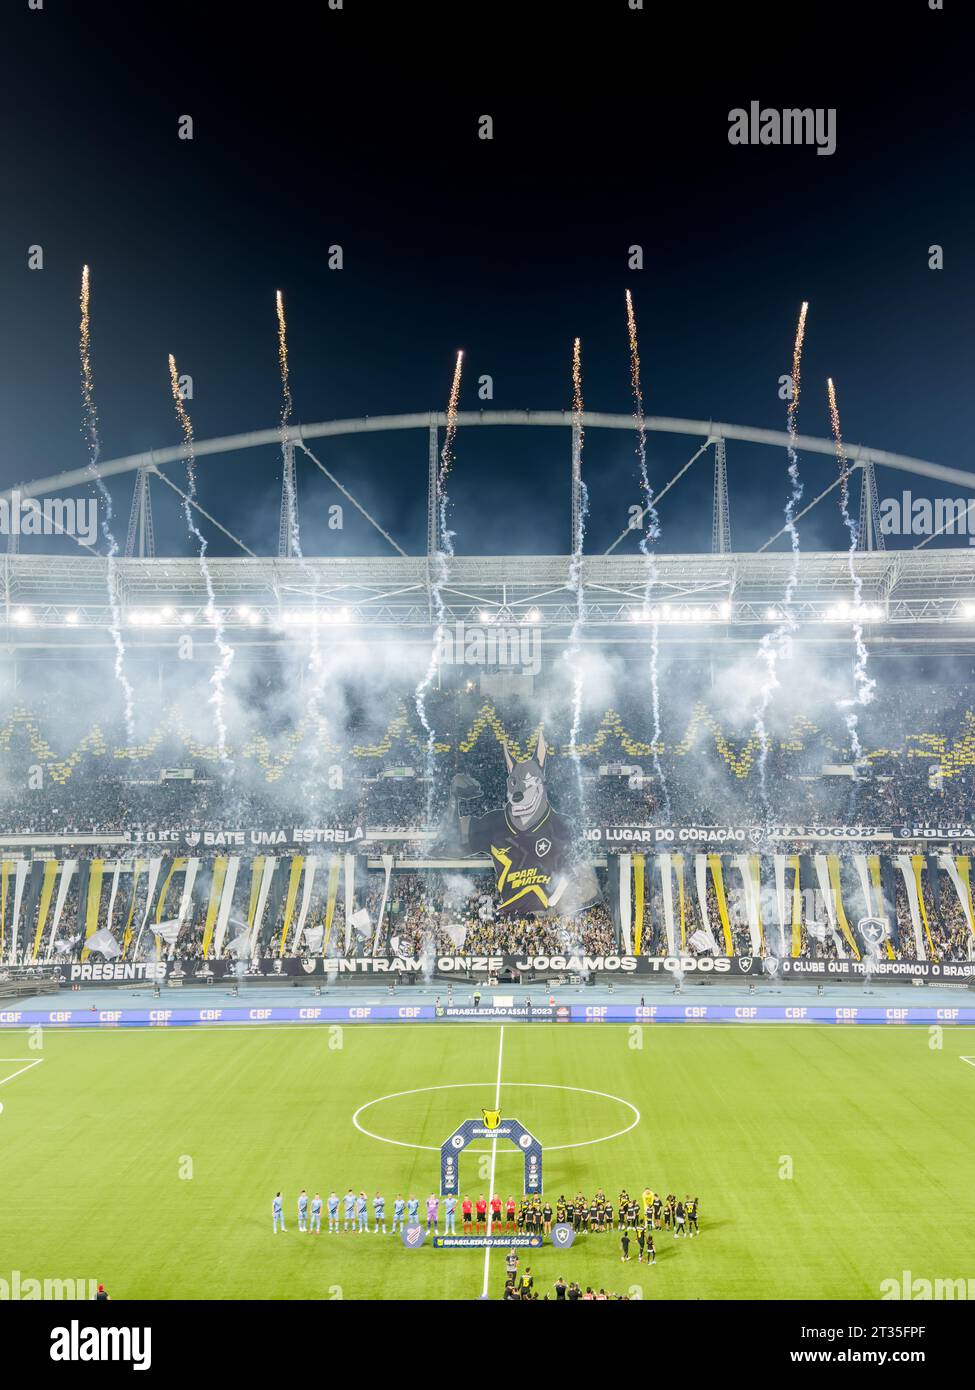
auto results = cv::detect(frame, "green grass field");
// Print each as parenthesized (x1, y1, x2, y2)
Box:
(1, 1023, 973, 1300)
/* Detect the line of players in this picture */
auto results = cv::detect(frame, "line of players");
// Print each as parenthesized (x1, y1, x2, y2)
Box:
(271, 1187, 699, 1239)
(468, 1189, 700, 1241)
(272, 1189, 458, 1234)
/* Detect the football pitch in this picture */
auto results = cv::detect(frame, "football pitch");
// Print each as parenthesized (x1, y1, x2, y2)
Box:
(2, 1022, 973, 1301)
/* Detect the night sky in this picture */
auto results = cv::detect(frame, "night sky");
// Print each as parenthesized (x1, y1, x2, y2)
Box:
(2, 0, 971, 558)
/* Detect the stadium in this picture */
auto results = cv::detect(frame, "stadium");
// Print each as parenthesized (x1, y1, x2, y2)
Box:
(1, 403, 974, 1306)
(3, 3, 972, 1344)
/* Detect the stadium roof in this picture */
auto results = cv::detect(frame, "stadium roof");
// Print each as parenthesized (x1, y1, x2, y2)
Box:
(3, 548, 975, 650)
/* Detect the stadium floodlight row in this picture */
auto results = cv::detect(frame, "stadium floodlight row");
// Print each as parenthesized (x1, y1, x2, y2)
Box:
(2, 550, 975, 648)
(5, 409, 975, 649)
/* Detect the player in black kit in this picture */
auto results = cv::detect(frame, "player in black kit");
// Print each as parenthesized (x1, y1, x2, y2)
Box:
(687, 1196, 699, 1236)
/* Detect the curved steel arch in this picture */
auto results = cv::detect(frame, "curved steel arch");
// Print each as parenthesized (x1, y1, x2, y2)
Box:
(9, 410, 975, 498)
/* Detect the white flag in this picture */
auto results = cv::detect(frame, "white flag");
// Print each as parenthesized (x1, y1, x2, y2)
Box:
(85, 928, 121, 959)
(152, 918, 181, 946)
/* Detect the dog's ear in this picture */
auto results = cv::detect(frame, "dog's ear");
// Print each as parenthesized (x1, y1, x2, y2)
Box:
(502, 742, 514, 775)
(535, 729, 547, 769)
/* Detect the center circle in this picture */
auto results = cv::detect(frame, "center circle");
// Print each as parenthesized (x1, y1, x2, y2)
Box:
(352, 1082, 639, 1153)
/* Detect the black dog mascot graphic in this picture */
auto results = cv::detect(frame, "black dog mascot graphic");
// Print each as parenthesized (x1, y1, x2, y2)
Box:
(445, 731, 593, 917)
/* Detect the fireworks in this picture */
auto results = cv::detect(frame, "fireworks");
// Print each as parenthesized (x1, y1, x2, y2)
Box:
(276, 290, 293, 435)
(273, 291, 332, 817)
(828, 376, 876, 769)
(783, 300, 809, 587)
(275, 290, 301, 558)
(438, 350, 464, 554)
(566, 338, 589, 810)
(416, 351, 465, 824)
(79, 267, 97, 455)
(753, 301, 810, 819)
(168, 352, 235, 758)
(79, 266, 135, 742)
(788, 301, 808, 438)
(625, 290, 668, 816)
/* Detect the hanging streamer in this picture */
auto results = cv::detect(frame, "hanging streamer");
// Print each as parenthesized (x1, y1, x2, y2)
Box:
(80, 860, 105, 961)
(773, 854, 788, 956)
(212, 856, 241, 957)
(279, 856, 305, 957)
(343, 854, 356, 952)
(813, 853, 845, 957)
(826, 855, 860, 959)
(658, 854, 676, 955)
(618, 853, 632, 953)
(910, 856, 938, 960)
(291, 855, 319, 954)
(30, 860, 59, 961)
(9, 860, 29, 961)
(248, 856, 278, 956)
(322, 856, 341, 955)
(104, 862, 121, 939)
(706, 855, 734, 955)
(121, 860, 145, 958)
(790, 856, 802, 957)
(941, 854, 975, 941)
(201, 857, 228, 959)
(674, 854, 686, 950)
(172, 857, 200, 952)
(46, 858, 77, 961)
(632, 853, 646, 955)
(733, 853, 763, 955)
(694, 854, 719, 954)
(372, 854, 395, 956)
(0, 860, 9, 961)
(893, 855, 926, 959)
(132, 857, 164, 958)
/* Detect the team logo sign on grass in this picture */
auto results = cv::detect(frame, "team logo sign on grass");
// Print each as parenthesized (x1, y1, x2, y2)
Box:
(550, 1223, 575, 1248)
(401, 1224, 427, 1249)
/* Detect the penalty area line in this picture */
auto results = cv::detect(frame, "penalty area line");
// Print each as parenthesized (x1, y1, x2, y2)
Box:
(0, 1058, 43, 1087)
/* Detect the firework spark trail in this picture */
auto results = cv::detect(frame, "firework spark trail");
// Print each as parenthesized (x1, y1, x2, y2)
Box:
(275, 292, 328, 805)
(565, 337, 590, 811)
(415, 351, 463, 825)
(625, 290, 670, 817)
(828, 376, 875, 767)
(753, 302, 808, 816)
(276, 291, 303, 560)
(168, 353, 235, 759)
(79, 266, 136, 743)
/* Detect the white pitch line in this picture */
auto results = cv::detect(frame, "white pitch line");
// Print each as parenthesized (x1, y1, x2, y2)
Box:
(0, 1058, 43, 1087)
(481, 1025, 504, 1301)
(961, 1056, 975, 1068)
(352, 1080, 639, 1152)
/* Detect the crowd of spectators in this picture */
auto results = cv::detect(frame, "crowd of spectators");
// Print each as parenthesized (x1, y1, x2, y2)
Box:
(3, 681, 975, 964)
(2, 680, 975, 840)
